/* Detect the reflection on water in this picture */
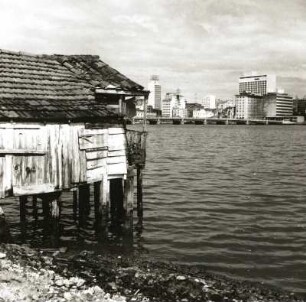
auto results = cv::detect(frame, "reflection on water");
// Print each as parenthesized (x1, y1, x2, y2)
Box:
(3, 190, 144, 255)
(1, 124, 306, 294)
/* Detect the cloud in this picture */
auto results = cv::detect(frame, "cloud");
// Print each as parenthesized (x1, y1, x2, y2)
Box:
(0, 0, 305, 99)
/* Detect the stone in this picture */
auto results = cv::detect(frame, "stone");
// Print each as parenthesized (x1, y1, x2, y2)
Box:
(176, 275, 186, 281)
(0, 253, 6, 259)
(63, 292, 72, 300)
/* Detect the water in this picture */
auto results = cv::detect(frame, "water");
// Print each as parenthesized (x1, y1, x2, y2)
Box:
(142, 125, 306, 294)
(2, 124, 306, 294)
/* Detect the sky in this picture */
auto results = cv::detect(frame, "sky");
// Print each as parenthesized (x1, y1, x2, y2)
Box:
(1, 0, 306, 100)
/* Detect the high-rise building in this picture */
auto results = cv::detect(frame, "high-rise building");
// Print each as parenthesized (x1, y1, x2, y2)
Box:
(235, 93, 264, 119)
(263, 92, 293, 117)
(239, 73, 276, 96)
(148, 75, 161, 109)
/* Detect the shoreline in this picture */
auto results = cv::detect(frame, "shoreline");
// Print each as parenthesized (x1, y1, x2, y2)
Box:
(0, 243, 305, 302)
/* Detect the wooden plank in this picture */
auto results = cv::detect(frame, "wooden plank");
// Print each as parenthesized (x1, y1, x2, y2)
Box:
(71, 126, 82, 184)
(108, 128, 125, 135)
(86, 166, 105, 183)
(79, 133, 108, 150)
(87, 158, 106, 170)
(108, 134, 126, 151)
(0, 123, 43, 129)
(60, 125, 71, 189)
(13, 184, 57, 196)
(108, 174, 126, 180)
(0, 157, 4, 198)
(0, 150, 46, 155)
(107, 162, 127, 176)
(86, 150, 108, 160)
(108, 150, 126, 157)
(107, 156, 126, 165)
(81, 129, 108, 136)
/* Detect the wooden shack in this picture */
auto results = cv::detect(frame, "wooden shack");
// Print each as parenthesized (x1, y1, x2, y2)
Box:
(0, 49, 148, 227)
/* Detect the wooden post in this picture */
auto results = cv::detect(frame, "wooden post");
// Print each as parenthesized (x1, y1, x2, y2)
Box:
(32, 195, 38, 220)
(19, 196, 27, 222)
(137, 167, 143, 218)
(110, 178, 124, 221)
(124, 166, 135, 227)
(143, 94, 148, 132)
(50, 193, 61, 247)
(73, 189, 78, 221)
(78, 184, 90, 226)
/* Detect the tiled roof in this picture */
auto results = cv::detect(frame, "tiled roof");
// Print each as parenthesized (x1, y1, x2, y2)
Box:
(53, 55, 143, 91)
(0, 49, 144, 121)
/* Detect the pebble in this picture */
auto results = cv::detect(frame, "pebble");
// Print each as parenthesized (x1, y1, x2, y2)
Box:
(55, 279, 64, 287)
(176, 275, 186, 281)
(0, 253, 6, 259)
(63, 292, 72, 300)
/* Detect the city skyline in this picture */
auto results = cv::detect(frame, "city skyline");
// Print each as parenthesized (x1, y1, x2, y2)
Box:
(1, 0, 306, 99)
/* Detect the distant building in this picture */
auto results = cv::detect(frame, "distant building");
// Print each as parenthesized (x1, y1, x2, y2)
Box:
(293, 98, 306, 117)
(239, 73, 276, 96)
(162, 89, 187, 117)
(201, 95, 216, 109)
(263, 92, 293, 117)
(148, 75, 162, 109)
(193, 108, 214, 119)
(235, 93, 264, 119)
(186, 103, 203, 117)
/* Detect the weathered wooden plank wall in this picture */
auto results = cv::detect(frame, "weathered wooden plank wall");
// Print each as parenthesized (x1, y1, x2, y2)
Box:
(0, 123, 127, 198)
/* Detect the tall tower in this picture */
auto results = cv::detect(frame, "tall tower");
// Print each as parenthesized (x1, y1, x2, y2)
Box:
(239, 73, 276, 96)
(148, 75, 162, 109)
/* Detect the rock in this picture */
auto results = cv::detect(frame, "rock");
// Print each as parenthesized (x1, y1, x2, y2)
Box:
(176, 275, 186, 281)
(0, 253, 6, 259)
(76, 279, 85, 288)
(55, 279, 64, 287)
(63, 292, 72, 300)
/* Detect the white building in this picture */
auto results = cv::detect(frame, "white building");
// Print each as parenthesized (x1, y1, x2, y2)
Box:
(239, 72, 276, 96)
(202, 95, 216, 109)
(148, 75, 162, 109)
(193, 109, 214, 118)
(235, 93, 264, 119)
(162, 89, 186, 117)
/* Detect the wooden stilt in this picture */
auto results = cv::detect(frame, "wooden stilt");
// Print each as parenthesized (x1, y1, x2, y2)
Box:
(78, 184, 90, 226)
(94, 181, 103, 222)
(124, 166, 134, 228)
(73, 189, 78, 221)
(110, 178, 124, 221)
(50, 193, 61, 247)
(137, 167, 143, 218)
(19, 196, 27, 222)
(42, 197, 50, 218)
(32, 195, 38, 220)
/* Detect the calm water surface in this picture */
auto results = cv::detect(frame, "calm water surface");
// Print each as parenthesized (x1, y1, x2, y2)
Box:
(3, 125, 306, 294)
(142, 125, 306, 294)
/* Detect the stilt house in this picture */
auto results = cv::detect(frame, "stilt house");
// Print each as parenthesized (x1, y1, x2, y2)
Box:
(0, 49, 148, 221)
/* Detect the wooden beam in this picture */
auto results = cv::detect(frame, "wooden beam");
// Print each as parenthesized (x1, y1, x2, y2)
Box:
(0, 150, 46, 155)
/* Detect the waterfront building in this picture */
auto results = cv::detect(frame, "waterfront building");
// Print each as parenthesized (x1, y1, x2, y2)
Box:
(186, 103, 203, 117)
(239, 73, 276, 96)
(293, 97, 306, 117)
(263, 92, 293, 117)
(162, 89, 187, 117)
(235, 93, 264, 119)
(201, 95, 216, 109)
(193, 108, 214, 119)
(148, 75, 162, 109)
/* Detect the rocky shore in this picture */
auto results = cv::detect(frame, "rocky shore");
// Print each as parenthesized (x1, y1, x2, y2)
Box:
(0, 243, 305, 302)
